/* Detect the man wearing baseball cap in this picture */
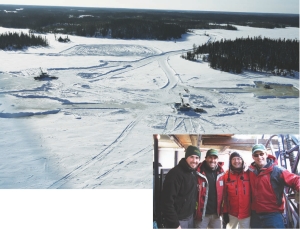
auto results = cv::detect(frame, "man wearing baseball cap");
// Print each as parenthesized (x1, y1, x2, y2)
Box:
(248, 144, 300, 228)
(194, 149, 225, 228)
(161, 145, 201, 229)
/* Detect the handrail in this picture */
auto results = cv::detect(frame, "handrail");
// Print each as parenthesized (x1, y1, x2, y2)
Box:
(265, 134, 299, 228)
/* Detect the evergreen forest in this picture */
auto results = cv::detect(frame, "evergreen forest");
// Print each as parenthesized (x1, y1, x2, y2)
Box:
(183, 37, 299, 75)
(0, 5, 298, 41)
(0, 5, 298, 52)
(0, 32, 49, 50)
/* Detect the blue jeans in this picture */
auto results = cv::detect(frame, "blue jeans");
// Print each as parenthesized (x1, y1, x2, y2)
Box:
(179, 214, 194, 229)
(250, 210, 285, 228)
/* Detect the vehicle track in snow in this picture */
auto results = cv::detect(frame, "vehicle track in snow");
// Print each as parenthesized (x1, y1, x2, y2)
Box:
(91, 144, 153, 188)
(157, 55, 179, 90)
(47, 109, 149, 188)
(86, 49, 188, 82)
(47, 115, 143, 188)
(161, 114, 230, 133)
(72, 45, 205, 134)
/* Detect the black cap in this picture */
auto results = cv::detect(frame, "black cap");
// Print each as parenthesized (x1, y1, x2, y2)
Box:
(229, 152, 242, 161)
(185, 145, 201, 159)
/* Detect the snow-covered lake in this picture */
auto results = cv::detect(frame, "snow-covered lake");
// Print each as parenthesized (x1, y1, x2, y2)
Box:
(0, 25, 299, 189)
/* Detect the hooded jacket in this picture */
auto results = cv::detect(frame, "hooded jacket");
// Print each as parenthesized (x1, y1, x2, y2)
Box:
(248, 154, 300, 213)
(194, 161, 225, 220)
(223, 169, 251, 219)
(161, 158, 198, 228)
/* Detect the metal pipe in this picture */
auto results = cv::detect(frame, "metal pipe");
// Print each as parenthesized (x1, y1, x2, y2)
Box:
(175, 150, 178, 167)
(153, 134, 160, 225)
(265, 134, 278, 148)
(278, 134, 287, 168)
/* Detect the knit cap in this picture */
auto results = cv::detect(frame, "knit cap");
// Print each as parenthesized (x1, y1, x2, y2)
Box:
(229, 152, 242, 161)
(185, 145, 201, 159)
(229, 152, 244, 170)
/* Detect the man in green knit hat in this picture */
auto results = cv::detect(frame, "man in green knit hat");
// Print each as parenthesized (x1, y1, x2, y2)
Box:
(162, 145, 201, 229)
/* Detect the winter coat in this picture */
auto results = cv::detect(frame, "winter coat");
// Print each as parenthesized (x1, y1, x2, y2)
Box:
(161, 158, 198, 228)
(194, 161, 225, 220)
(223, 169, 251, 219)
(248, 154, 300, 213)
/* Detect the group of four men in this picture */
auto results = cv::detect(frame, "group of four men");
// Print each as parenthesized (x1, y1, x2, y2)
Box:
(161, 144, 300, 229)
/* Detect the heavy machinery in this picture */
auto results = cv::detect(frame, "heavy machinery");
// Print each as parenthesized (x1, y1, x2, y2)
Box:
(34, 68, 58, 80)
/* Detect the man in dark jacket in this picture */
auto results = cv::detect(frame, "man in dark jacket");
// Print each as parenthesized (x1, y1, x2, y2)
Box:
(161, 145, 201, 229)
(248, 144, 300, 228)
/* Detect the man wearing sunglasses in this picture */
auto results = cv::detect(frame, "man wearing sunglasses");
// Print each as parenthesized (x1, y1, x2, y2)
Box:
(248, 144, 300, 228)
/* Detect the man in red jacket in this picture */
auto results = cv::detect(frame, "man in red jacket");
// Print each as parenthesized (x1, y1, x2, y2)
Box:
(248, 144, 300, 228)
(223, 152, 251, 229)
(194, 149, 225, 228)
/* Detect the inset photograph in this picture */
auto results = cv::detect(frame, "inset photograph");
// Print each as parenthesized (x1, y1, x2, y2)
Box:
(153, 134, 299, 229)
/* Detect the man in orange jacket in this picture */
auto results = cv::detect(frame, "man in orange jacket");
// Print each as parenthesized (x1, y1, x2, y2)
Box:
(194, 149, 225, 228)
(223, 152, 251, 229)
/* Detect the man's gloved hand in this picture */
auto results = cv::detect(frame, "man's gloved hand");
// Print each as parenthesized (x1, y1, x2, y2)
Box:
(222, 213, 229, 227)
(295, 191, 300, 204)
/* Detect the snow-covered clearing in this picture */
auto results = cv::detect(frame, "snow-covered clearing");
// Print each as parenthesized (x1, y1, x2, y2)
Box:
(0, 25, 299, 189)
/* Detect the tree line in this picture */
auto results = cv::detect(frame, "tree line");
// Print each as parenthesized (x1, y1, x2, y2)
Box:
(182, 37, 299, 75)
(0, 5, 298, 41)
(31, 20, 237, 39)
(0, 32, 49, 50)
(43, 18, 186, 40)
(109, 18, 187, 39)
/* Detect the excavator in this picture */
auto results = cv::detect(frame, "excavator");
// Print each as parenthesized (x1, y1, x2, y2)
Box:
(34, 67, 58, 80)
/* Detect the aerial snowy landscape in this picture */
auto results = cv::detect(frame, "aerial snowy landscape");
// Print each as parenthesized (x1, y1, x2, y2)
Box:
(0, 1, 299, 228)
(0, 24, 299, 189)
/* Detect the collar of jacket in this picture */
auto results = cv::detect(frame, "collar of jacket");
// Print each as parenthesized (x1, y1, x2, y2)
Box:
(230, 166, 244, 174)
(249, 156, 275, 174)
(197, 161, 225, 174)
(178, 158, 196, 172)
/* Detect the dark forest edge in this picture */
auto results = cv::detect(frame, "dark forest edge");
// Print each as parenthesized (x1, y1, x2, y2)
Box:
(0, 32, 48, 50)
(0, 5, 298, 41)
(182, 37, 299, 76)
